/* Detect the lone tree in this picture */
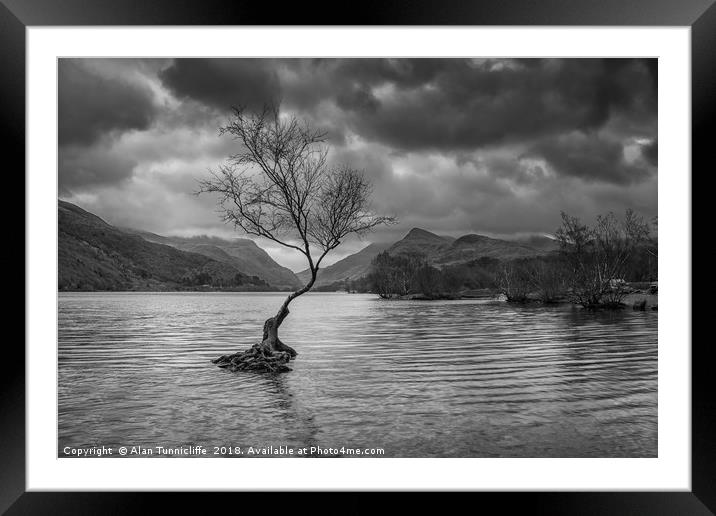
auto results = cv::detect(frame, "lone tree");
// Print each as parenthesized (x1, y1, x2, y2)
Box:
(200, 105, 394, 372)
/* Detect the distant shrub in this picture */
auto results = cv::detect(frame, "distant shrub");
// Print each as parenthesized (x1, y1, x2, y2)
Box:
(497, 261, 531, 302)
(555, 209, 651, 308)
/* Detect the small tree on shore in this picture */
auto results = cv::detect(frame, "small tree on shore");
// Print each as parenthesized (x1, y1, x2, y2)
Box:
(368, 251, 399, 298)
(413, 263, 443, 298)
(524, 258, 567, 303)
(556, 209, 650, 308)
(497, 261, 531, 302)
(367, 251, 422, 298)
(200, 105, 394, 369)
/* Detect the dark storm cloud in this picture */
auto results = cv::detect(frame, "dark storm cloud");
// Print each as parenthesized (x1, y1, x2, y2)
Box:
(335, 85, 380, 113)
(154, 58, 657, 187)
(58, 60, 157, 146)
(274, 58, 444, 112)
(641, 140, 658, 166)
(159, 58, 282, 112)
(479, 155, 549, 185)
(319, 58, 656, 153)
(59, 144, 138, 194)
(157, 57, 656, 148)
(526, 133, 653, 185)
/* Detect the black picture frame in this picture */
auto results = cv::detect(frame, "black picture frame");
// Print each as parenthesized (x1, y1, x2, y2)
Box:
(4, 0, 710, 513)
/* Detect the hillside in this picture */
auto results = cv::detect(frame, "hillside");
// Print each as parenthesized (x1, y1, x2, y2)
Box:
(386, 228, 455, 259)
(297, 242, 391, 286)
(58, 201, 271, 291)
(123, 231, 301, 290)
(434, 233, 551, 265)
(513, 235, 560, 253)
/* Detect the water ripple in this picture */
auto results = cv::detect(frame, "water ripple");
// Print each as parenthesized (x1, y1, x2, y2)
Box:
(58, 292, 657, 457)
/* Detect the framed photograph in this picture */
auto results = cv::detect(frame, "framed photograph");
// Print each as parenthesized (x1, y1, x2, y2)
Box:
(6, 0, 710, 512)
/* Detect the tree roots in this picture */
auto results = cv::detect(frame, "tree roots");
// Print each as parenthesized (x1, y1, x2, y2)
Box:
(212, 341, 296, 374)
(213, 314, 298, 373)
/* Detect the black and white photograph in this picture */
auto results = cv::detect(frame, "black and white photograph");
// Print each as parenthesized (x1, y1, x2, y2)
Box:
(57, 57, 658, 459)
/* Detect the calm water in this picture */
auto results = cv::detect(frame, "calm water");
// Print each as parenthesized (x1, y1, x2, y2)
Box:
(58, 292, 657, 457)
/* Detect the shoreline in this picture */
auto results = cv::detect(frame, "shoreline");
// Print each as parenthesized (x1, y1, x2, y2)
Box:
(59, 289, 659, 309)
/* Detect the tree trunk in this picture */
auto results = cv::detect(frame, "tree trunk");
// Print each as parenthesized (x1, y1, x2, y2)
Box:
(257, 268, 319, 357)
(212, 269, 317, 372)
(258, 304, 297, 357)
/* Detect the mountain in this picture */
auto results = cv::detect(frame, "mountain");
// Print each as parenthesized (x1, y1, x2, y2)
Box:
(123, 231, 302, 290)
(300, 228, 559, 289)
(513, 235, 560, 253)
(383, 228, 557, 266)
(386, 228, 455, 259)
(296, 242, 391, 286)
(58, 200, 271, 291)
(433, 233, 552, 265)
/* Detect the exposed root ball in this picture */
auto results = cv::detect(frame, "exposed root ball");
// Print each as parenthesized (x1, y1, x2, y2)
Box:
(212, 342, 294, 373)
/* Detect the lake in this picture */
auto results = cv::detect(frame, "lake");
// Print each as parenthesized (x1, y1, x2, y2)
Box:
(58, 292, 657, 457)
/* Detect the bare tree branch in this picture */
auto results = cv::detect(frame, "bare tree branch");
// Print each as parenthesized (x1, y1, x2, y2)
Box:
(197, 103, 396, 321)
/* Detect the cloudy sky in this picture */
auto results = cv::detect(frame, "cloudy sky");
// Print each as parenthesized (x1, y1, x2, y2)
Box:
(58, 58, 657, 271)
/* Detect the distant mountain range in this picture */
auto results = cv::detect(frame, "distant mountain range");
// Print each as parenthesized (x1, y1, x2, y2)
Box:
(58, 200, 300, 291)
(122, 230, 301, 290)
(59, 199, 558, 292)
(299, 227, 558, 287)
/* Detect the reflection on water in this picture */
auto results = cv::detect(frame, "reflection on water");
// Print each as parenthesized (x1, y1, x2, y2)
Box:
(58, 292, 657, 457)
